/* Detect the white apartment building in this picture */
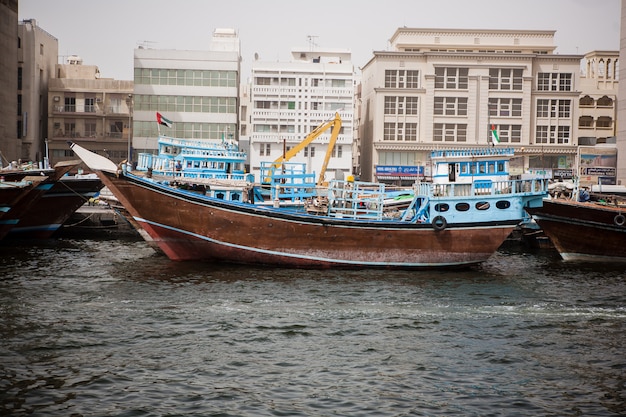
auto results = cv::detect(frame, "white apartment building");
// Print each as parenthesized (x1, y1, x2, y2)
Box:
(248, 48, 355, 183)
(132, 29, 241, 158)
(359, 28, 582, 184)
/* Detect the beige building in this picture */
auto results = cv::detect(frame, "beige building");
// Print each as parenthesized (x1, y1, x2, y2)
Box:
(618, 1, 626, 182)
(15, 19, 58, 165)
(47, 56, 133, 167)
(0, 0, 18, 165)
(359, 28, 582, 184)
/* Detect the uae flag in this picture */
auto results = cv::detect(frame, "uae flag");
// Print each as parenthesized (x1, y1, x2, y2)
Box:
(490, 124, 500, 145)
(156, 112, 172, 128)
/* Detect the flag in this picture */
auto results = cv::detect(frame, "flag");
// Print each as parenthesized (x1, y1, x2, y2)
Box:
(490, 124, 500, 145)
(156, 112, 172, 128)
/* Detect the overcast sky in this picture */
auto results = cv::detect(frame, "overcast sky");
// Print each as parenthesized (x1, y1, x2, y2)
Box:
(19, 0, 621, 81)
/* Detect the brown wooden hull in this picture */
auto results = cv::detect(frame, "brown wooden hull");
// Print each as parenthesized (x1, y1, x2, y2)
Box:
(8, 177, 103, 239)
(97, 171, 517, 269)
(0, 162, 79, 240)
(525, 199, 626, 262)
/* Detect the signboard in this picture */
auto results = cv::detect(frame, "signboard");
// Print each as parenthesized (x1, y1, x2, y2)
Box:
(375, 165, 424, 176)
(579, 147, 618, 186)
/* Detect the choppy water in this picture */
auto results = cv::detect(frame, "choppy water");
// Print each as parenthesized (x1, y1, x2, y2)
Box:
(0, 236, 625, 416)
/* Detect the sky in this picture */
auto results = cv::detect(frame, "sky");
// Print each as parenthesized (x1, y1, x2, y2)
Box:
(19, 0, 622, 81)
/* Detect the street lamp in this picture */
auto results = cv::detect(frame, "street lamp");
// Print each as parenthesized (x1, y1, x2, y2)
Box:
(126, 94, 133, 163)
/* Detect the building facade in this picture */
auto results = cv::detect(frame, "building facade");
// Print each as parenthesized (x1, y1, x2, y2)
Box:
(17, 18, 58, 164)
(248, 48, 355, 183)
(47, 57, 133, 166)
(0, 0, 18, 165)
(132, 28, 241, 159)
(359, 28, 582, 184)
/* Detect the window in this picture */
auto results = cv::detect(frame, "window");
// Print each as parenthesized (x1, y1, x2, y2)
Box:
(596, 116, 612, 128)
(489, 124, 521, 143)
(536, 126, 549, 144)
(489, 98, 522, 117)
(580, 95, 594, 106)
(489, 68, 523, 90)
(433, 123, 467, 142)
(435, 67, 468, 89)
(579, 116, 593, 127)
(558, 100, 571, 118)
(385, 70, 419, 88)
(85, 122, 96, 137)
(536, 99, 570, 118)
(405, 123, 417, 141)
(435, 97, 468, 116)
(385, 96, 419, 115)
(17, 67, 22, 90)
(405, 97, 418, 115)
(597, 95, 613, 107)
(384, 96, 396, 115)
(332, 145, 343, 158)
(557, 126, 570, 144)
(85, 98, 96, 113)
(259, 143, 271, 156)
(537, 73, 572, 91)
(64, 97, 76, 112)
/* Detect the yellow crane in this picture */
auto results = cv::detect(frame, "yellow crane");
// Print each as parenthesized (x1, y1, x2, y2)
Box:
(264, 112, 342, 186)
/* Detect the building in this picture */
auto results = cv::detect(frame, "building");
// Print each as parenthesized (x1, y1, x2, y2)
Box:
(577, 50, 619, 187)
(132, 28, 241, 159)
(248, 47, 355, 183)
(617, 1, 626, 182)
(16, 18, 58, 165)
(359, 28, 582, 184)
(0, 0, 18, 165)
(47, 56, 133, 167)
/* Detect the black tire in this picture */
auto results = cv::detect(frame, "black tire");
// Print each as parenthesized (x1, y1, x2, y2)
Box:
(432, 215, 447, 231)
(614, 214, 625, 227)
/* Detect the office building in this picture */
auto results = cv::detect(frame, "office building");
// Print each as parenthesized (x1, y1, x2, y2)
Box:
(132, 28, 241, 158)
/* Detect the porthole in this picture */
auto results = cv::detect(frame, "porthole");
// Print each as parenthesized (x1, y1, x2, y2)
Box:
(476, 201, 490, 210)
(434, 203, 450, 212)
(496, 200, 510, 209)
(455, 202, 470, 212)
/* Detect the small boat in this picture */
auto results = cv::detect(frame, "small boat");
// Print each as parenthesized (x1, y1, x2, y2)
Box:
(525, 196, 626, 262)
(7, 173, 104, 239)
(71, 142, 547, 269)
(0, 160, 80, 240)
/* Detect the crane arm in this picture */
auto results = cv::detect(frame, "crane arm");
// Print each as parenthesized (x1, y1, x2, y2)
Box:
(264, 112, 342, 184)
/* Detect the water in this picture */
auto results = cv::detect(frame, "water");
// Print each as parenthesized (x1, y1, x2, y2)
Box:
(1, 236, 624, 416)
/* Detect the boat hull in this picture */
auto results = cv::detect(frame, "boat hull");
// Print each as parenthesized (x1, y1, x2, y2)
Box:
(0, 161, 80, 240)
(8, 177, 103, 239)
(526, 199, 626, 262)
(97, 171, 517, 269)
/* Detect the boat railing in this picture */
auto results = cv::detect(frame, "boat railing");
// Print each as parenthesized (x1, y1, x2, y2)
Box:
(427, 178, 548, 197)
(326, 180, 388, 220)
(430, 147, 514, 159)
(266, 171, 318, 201)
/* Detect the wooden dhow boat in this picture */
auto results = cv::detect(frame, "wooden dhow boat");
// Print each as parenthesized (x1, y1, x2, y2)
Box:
(70, 142, 547, 269)
(0, 160, 80, 240)
(525, 196, 626, 262)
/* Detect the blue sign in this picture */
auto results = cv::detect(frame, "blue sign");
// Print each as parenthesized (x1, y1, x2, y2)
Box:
(375, 165, 423, 176)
